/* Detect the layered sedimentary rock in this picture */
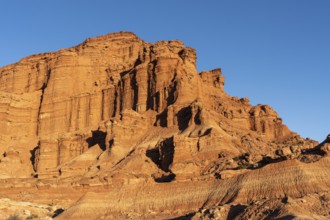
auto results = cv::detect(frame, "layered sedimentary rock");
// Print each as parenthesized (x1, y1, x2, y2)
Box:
(0, 32, 328, 219)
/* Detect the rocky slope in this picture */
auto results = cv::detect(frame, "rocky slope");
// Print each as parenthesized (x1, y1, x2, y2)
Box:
(0, 32, 328, 219)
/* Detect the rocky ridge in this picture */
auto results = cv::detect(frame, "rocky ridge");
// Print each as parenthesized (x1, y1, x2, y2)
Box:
(0, 32, 328, 219)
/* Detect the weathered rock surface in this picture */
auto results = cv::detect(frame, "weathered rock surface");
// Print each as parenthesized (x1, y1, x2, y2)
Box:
(0, 32, 327, 219)
(0, 198, 61, 220)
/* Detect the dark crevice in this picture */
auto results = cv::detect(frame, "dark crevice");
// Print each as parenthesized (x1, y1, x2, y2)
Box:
(202, 128, 212, 136)
(119, 68, 133, 78)
(119, 80, 124, 113)
(177, 106, 192, 131)
(155, 92, 160, 112)
(159, 137, 175, 172)
(146, 136, 174, 175)
(167, 72, 178, 106)
(155, 108, 167, 127)
(130, 70, 138, 111)
(108, 139, 114, 150)
(298, 141, 327, 163)
(167, 81, 178, 106)
(302, 141, 327, 156)
(113, 84, 119, 117)
(194, 108, 202, 125)
(178, 49, 189, 62)
(147, 79, 153, 110)
(155, 173, 176, 183)
(147, 60, 158, 111)
(30, 143, 40, 173)
(250, 156, 286, 170)
(134, 56, 142, 66)
(36, 69, 51, 136)
(86, 130, 107, 151)
(226, 204, 247, 220)
(52, 208, 65, 218)
(146, 148, 161, 166)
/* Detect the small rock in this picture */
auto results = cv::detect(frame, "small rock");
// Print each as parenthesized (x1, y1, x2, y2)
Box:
(24, 209, 31, 215)
(321, 143, 330, 153)
(290, 145, 299, 153)
(276, 147, 292, 157)
(320, 194, 330, 202)
(283, 196, 294, 204)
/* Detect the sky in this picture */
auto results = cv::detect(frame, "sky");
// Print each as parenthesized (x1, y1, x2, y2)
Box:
(0, 1, 329, 142)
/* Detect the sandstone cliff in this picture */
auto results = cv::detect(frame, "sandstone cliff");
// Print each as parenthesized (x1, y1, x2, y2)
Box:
(0, 32, 327, 220)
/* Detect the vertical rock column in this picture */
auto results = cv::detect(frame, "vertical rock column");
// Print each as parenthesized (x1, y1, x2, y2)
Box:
(36, 139, 60, 178)
(135, 65, 148, 113)
(121, 74, 133, 110)
(101, 87, 116, 120)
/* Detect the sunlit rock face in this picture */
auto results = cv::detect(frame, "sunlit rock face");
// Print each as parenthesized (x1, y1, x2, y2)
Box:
(0, 32, 328, 220)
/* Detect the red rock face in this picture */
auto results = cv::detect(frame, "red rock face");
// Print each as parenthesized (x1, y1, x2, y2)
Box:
(0, 32, 328, 220)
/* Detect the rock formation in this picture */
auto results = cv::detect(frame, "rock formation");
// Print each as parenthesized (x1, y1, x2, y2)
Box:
(0, 32, 328, 219)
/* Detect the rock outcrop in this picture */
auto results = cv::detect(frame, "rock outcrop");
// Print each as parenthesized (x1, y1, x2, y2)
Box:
(0, 32, 327, 219)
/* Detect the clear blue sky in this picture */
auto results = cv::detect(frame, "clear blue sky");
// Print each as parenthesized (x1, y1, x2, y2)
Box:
(0, 1, 329, 142)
